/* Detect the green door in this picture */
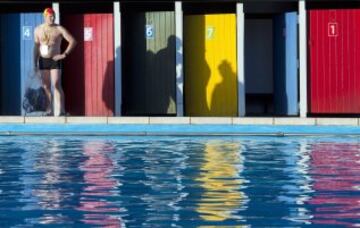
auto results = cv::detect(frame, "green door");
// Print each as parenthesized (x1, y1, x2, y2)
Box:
(122, 11, 176, 115)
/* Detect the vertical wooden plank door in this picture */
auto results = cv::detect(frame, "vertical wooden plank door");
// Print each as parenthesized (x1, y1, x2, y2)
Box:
(1, 13, 43, 115)
(122, 11, 176, 116)
(0, 14, 21, 115)
(185, 14, 237, 116)
(309, 9, 360, 114)
(274, 12, 298, 116)
(63, 13, 114, 116)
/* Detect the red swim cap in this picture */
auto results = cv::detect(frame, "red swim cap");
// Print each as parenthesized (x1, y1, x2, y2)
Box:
(43, 8, 55, 16)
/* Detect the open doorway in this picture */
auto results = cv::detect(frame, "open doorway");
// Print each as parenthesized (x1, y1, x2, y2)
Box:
(244, 2, 298, 117)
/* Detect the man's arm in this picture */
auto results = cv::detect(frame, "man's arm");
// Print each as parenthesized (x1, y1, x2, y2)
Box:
(59, 25, 77, 57)
(33, 27, 40, 70)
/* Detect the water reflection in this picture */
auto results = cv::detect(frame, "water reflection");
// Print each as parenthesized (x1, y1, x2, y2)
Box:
(196, 141, 247, 222)
(140, 141, 188, 227)
(308, 142, 360, 226)
(78, 141, 124, 227)
(1, 136, 360, 227)
(0, 141, 26, 226)
(18, 139, 88, 225)
(278, 140, 313, 224)
(32, 140, 69, 224)
(240, 139, 316, 227)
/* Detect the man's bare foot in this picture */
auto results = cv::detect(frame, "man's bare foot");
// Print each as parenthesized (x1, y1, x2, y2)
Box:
(44, 110, 53, 116)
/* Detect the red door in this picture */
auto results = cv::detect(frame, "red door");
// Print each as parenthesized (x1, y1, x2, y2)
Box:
(309, 9, 360, 114)
(62, 14, 114, 116)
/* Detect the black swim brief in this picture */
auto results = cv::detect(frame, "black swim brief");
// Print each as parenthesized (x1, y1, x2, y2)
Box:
(39, 57, 62, 70)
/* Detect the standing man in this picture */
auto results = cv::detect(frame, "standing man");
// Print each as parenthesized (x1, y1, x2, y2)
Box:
(33, 7, 76, 116)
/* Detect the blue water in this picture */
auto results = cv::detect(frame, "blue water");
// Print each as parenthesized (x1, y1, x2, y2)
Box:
(0, 136, 359, 227)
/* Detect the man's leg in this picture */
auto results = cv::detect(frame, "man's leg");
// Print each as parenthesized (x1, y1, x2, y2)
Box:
(50, 69, 65, 116)
(40, 70, 52, 114)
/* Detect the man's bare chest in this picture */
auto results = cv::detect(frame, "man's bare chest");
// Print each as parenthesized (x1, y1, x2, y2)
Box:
(39, 27, 62, 45)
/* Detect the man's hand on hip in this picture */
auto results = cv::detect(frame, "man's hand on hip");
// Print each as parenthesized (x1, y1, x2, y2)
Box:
(52, 54, 66, 61)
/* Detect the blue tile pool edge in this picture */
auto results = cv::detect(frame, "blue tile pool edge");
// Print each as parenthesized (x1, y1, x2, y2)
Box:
(0, 124, 360, 136)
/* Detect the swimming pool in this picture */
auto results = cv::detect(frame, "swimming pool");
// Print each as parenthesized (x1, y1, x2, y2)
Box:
(0, 135, 359, 227)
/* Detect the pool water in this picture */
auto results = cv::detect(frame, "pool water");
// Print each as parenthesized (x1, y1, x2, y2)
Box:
(0, 136, 359, 227)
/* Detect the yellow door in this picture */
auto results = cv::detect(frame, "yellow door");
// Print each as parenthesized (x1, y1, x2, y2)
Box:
(185, 14, 237, 116)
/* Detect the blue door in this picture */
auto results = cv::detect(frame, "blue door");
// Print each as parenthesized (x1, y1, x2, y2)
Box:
(274, 12, 298, 116)
(1, 14, 21, 115)
(0, 13, 42, 115)
(20, 13, 43, 115)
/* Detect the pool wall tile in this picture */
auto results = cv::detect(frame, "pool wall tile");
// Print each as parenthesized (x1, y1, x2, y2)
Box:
(0, 116, 24, 123)
(316, 118, 358, 126)
(274, 118, 315, 125)
(190, 117, 232, 124)
(25, 117, 66, 124)
(233, 117, 274, 125)
(108, 117, 149, 124)
(66, 117, 108, 124)
(149, 117, 190, 124)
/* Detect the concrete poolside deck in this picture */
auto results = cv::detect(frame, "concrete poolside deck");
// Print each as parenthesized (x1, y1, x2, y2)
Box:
(0, 117, 359, 136)
(0, 116, 359, 125)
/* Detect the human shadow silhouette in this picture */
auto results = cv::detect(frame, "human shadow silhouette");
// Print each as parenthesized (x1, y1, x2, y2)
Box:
(184, 14, 211, 116)
(211, 60, 237, 116)
(63, 13, 117, 116)
(121, 10, 176, 116)
(146, 35, 176, 115)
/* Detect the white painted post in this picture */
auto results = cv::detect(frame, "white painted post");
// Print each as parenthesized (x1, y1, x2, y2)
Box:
(52, 2, 60, 24)
(237, 3, 246, 117)
(299, 0, 307, 117)
(114, 2, 122, 116)
(175, 1, 184, 116)
(52, 2, 60, 116)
